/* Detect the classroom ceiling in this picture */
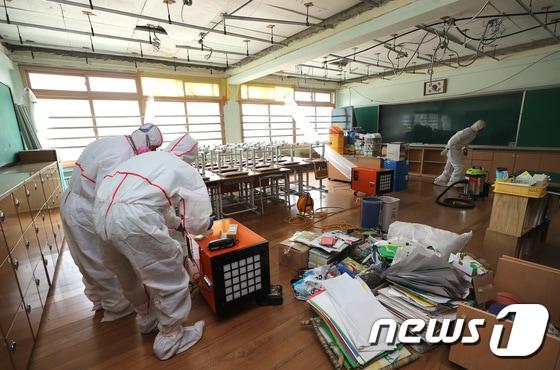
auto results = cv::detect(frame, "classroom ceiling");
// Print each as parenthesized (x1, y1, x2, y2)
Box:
(0, 0, 362, 68)
(0, 0, 558, 82)
(277, 0, 560, 83)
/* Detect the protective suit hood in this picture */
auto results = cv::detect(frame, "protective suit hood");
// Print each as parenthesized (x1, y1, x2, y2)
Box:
(131, 123, 163, 153)
(165, 134, 198, 164)
(470, 120, 486, 132)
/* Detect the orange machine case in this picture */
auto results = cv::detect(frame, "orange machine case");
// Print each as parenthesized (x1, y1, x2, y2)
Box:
(197, 218, 270, 315)
(351, 167, 394, 195)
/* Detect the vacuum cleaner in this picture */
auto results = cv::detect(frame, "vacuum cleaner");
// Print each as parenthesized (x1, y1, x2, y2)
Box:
(436, 166, 489, 209)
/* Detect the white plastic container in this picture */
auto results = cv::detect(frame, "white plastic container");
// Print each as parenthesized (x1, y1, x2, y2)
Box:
(379, 196, 400, 232)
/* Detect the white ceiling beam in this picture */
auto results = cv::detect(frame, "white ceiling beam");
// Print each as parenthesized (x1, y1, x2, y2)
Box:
(228, 0, 484, 85)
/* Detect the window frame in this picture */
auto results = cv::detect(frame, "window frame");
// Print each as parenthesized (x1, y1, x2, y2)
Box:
(21, 66, 226, 161)
(240, 84, 335, 144)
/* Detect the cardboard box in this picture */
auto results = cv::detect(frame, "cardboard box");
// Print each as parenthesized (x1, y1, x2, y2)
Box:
(327, 162, 351, 182)
(482, 221, 550, 270)
(449, 257, 560, 370)
(386, 143, 407, 161)
(355, 156, 383, 169)
(279, 241, 309, 271)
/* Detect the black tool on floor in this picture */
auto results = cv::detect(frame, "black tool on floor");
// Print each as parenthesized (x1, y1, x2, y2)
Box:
(436, 180, 476, 209)
(256, 284, 283, 306)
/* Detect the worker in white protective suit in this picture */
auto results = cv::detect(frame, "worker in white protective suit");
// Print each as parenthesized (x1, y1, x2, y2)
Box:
(165, 133, 198, 163)
(93, 145, 212, 361)
(60, 123, 163, 321)
(434, 120, 486, 186)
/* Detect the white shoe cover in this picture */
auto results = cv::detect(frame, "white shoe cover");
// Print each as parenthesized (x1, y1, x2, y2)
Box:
(137, 313, 159, 334)
(101, 304, 135, 322)
(433, 176, 449, 187)
(153, 320, 205, 361)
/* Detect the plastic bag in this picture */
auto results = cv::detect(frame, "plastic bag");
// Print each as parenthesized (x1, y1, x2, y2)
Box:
(292, 265, 340, 301)
(387, 221, 472, 260)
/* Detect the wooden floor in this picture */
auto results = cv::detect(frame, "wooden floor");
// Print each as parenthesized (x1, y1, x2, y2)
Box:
(29, 180, 560, 370)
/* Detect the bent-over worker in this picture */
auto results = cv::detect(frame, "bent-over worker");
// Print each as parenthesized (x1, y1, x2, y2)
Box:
(93, 141, 212, 360)
(60, 123, 163, 321)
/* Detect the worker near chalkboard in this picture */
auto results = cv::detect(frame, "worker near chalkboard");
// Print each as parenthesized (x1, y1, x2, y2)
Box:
(434, 120, 486, 186)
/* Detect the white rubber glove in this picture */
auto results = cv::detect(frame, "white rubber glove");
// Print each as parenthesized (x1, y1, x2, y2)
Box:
(440, 148, 448, 157)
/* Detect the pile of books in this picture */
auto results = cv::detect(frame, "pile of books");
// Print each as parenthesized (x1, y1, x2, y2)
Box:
(307, 274, 416, 368)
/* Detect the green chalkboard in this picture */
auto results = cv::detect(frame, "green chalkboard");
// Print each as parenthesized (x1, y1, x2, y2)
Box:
(379, 92, 523, 146)
(354, 106, 379, 133)
(0, 82, 23, 167)
(517, 87, 560, 148)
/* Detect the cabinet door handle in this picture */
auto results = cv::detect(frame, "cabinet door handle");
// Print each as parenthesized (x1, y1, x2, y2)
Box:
(8, 340, 16, 352)
(25, 240, 30, 248)
(25, 189, 30, 197)
(35, 278, 40, 286)
(14, 198, 20, 207)
(25, 304, 31, 313)
(34, 183, 38, 190)
(0, 210, 4, 223)
(12, 258, 19, 270)
(44, 258, 48, 266)
(49, 243, 53, 251)
(35, 226, 39, 234)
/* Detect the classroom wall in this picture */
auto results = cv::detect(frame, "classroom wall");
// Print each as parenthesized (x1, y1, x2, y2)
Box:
(0, 46, 26, 104)
(336, 46, 560, 107)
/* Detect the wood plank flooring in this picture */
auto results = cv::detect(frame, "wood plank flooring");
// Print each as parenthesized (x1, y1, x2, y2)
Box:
(29, 180, 560, 369)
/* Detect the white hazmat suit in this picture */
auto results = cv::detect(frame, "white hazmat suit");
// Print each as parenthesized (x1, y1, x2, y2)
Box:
(165, 133, 199, 163)
(60, 124, 163, 321)
(93, 150, 212, 360)
(434, 120, 486, 186)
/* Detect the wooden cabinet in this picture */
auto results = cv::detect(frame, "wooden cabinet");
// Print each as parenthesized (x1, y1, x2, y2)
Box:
(540, 152, 560, 172)
(0, 259, 21, 335)
(513, 151, 541, 172)
(0, 330, 14, 370)
(0, 156, 66, 369)
(5, 305, 34, 370)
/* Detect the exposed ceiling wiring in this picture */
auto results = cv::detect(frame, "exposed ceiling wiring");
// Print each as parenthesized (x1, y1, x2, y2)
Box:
(347, 48, 560, 103)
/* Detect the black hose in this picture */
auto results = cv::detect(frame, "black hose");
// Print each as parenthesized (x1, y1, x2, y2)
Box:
(436, 180, 475, 209)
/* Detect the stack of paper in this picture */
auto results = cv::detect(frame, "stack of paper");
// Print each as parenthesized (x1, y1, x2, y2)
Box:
(310, 231, 357, 254)
(307, 273, 398, 367)
(376, 283, 458, 341)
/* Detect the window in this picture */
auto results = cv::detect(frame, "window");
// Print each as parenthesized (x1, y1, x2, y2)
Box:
(141, 77, 184, 97)
(294, 89, 333, 104)
(151, 100, 223, 147)
(242, 103, 293, 143)
(184, 82, 220, 97)
(241, 85, 335, 144)
(241, 84, 293, 102)
(295, 106, 333, 142)
(25, 68, 226, 161)
(89, 77, 137, 93)
(28, 73, 87, 91)
(36, 99, 95, 161)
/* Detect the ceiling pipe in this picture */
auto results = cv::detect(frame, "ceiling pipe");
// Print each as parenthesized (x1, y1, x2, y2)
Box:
(512, 0, 560, 41)
(3, 39, 229, 69)
(222, 14, 325, 28)
(45, 0, 287, 45)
